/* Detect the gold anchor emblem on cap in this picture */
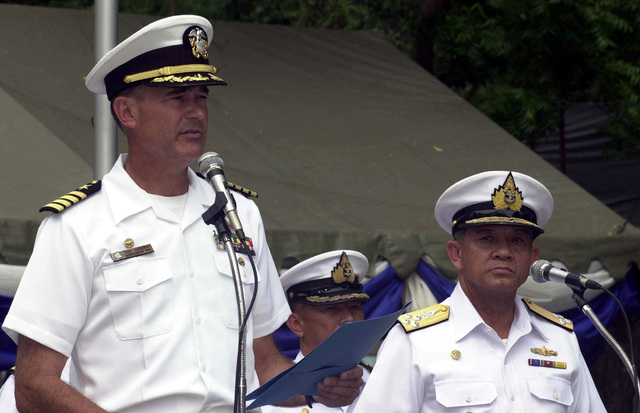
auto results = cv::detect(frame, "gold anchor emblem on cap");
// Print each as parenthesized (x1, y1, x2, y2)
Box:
(451, 350, 461, 360)
(124, 238, 134, 248)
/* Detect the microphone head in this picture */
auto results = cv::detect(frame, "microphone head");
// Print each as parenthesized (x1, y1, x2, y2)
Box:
(530, 259, 551, 283)
(198, 152, 224, 176)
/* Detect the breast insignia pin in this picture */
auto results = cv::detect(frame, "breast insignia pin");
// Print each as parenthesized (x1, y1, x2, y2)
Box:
(531, 346, 558, 357)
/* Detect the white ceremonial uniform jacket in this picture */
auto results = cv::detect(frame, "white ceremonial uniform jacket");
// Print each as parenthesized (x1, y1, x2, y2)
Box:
(3, 155, 291, 412)
(261, 352, 371, 413)
(353, 283, 607, 413)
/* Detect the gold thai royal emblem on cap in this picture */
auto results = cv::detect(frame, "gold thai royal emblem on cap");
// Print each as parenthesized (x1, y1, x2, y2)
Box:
(331, 252, 356, 284)
(492, 172, 524, 211)
(531, 346, 558, 357)
(187, 26, 208, 59)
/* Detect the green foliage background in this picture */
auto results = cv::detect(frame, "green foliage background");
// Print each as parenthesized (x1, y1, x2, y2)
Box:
(3, 0, 639, 159)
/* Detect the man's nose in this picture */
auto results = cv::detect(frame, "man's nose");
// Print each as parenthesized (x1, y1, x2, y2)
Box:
(492, 239, 513, 260)
(186, 100, 206, 119)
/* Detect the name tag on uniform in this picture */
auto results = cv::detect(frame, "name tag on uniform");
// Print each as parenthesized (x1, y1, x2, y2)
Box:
(110, 244, 155, 262)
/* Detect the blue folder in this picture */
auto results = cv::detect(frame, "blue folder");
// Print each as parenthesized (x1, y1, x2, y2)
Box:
(247, 304, 408, 409)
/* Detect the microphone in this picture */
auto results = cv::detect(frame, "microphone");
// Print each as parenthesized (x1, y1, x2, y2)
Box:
(530, 259, 602, 290)
(198, 152, 244, 238)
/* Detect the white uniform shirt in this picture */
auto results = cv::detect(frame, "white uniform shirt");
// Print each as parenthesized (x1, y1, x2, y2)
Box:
(261, 352, 371, 413)
(354, 283, 607, 413)
(3, 155, 291, 412)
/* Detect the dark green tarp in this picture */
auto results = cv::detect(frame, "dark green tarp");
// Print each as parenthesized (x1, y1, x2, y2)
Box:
(1, 4, 638, 280)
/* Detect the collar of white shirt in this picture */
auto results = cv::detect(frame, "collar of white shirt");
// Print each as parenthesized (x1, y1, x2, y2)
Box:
(449, 283, 548, 343)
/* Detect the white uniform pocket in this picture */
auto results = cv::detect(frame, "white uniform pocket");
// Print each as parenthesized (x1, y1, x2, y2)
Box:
(103, 257, 175, 340)
(435, 379, 497, 411)
(527, 376, 573, 411)
(213, 253, 261, 329)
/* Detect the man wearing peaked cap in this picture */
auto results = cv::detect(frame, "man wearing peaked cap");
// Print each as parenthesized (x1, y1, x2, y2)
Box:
(355, 171, 606, 412)
(4, 15, 362, 413)
(263, 250, 371, 413)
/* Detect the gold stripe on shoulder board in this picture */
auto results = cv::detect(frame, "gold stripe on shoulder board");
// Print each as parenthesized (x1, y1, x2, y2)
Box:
(39, 180, 102, 213)
(398, 304, 450, 333)
(227, 181, 258, 198)
(522, 298, 574, 331)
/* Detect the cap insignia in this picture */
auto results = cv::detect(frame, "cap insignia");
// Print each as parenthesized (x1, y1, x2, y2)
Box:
(491, 172, 523, 211)
(187, 26, 208, 59)
(331, 252, 356, 284)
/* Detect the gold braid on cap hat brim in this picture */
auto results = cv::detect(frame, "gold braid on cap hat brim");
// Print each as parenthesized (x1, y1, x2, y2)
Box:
(124, 64, 219, 84)
(305, 292, 370, 303)
(461, 216, 543, 231)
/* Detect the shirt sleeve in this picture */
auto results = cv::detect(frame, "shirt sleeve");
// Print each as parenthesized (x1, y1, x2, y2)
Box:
(2, 213, 92, 357)
(237, 196, 290, 339)
(353, 324, 424, 413)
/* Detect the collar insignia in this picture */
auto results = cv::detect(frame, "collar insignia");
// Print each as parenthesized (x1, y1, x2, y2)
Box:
(187, 26, 208, 59)
(531, 346, 558, 357)
(332, 252, 356, 284)
(491, 172, 523, 211)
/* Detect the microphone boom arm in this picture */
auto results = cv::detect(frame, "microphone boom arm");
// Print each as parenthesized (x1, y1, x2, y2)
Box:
(571, 288, 640, 413)
(201, 194, 248, 413)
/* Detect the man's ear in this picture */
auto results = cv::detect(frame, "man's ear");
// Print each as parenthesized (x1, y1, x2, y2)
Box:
(285, 313, 304, 339)
(112, 95, 137, 129)
(531, 245, 540, 264)
(446, 240, 464, 271)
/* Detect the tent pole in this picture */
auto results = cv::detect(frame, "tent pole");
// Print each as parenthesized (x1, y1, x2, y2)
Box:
(93, 0, 118, 180)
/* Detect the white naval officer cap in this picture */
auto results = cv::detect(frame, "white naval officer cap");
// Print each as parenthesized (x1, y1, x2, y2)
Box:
(434, 171, 554, 236)
(280, 250, 370, 306)
(85, 15, 226, 101)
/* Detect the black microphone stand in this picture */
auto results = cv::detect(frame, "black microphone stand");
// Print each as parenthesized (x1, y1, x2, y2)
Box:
(570, 285, 640, 413)
(202, 195, 248, 413)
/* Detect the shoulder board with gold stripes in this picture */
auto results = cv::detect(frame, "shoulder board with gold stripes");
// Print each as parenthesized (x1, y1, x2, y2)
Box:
(397, 304, 450, 333)
(227, 181, 258, 198)
(39, 180, 102, 214)
(522, 298, 574, 331)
